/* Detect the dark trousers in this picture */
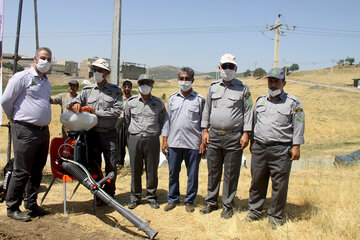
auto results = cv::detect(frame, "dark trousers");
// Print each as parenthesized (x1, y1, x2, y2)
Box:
(248, 142, 292, 220)
(6, 122, 49, 210)
(127, 134, 159, 203)
(116, 117, 128, 166)
(87, 128, 118, 196)
(167, 147, 201, 204)
(205, 130, 243, 209)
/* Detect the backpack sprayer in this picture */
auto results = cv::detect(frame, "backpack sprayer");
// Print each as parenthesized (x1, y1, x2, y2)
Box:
(56, 108, 158, 239)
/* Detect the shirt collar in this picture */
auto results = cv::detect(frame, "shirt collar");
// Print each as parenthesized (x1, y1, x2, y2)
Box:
(176, 89, 195, 98)
(220, 79, 235, 86)
(30, 67, 47, 80)
(267, 90, 287, 101)
(138, 94, 153, 103)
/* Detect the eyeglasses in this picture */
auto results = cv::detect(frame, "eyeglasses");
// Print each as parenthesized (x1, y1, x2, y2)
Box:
(179, 77, 191, 81)
(93, 68, 105, 73)
(221, 64, 236, 70)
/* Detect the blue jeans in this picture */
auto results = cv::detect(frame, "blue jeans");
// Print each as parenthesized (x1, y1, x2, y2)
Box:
(167, 147, 201, 204)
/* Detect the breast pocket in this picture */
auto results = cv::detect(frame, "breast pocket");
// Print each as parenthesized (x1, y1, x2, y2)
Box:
(276, 107, 292, 126)
(211, 93, 221, 108)
(131, 107, 142, 122)
(27, 84, 42, 98)
(103, 94, 116, 108)
(188, 104, 201, 122)
(227, 92, 243, 109)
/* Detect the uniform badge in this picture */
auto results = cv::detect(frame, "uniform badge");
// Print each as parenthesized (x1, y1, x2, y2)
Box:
(295, 107, 303, 113)
(107, 90, 112, 95)
(216, 87, 220, 92)
(136, 102, 140, 107)
(31, 79, 37, 85)
(244, 92, 252, 106)
(296, 113, 304, 122)
(151, 103, 157, 109)
(244, 92, 251, 99)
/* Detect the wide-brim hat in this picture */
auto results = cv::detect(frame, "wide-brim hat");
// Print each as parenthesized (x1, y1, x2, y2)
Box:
(90, 58, 110, 72)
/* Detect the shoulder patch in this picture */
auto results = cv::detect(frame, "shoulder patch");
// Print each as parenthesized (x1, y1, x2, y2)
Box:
(295, 107, 303, 113)
(244, 92, 251, 98)
(210, 80, 220, 86)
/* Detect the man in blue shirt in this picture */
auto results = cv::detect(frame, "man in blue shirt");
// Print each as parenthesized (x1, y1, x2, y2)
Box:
(2, 47, 52, 221)
(161, 67, 206, 213)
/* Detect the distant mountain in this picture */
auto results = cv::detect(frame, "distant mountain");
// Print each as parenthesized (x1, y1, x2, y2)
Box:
(149, 65, 181, 80)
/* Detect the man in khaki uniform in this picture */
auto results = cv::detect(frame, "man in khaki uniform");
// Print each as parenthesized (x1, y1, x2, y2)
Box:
(125, 74, 165, 210)
(68, 58, 122, 200)
(246, 68, 305, 229)
(51, 79, 79, 137)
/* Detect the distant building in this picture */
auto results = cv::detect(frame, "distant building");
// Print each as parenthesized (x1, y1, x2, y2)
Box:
(51, 61, 78, 76)
(121, 62, 146, 80)
(78, 57, 110, 79)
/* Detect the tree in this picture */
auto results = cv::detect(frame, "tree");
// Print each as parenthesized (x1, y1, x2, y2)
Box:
(243, 69, 252, 77)
(253, 68, 266, 78)
(289, 63, 299, 72)
(2, 62, 24, 72)
(345, 57, 355, 65)
(337, 59, 345, 65)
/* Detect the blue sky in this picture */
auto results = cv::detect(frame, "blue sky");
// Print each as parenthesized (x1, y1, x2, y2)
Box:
(2, 0, 360, 73)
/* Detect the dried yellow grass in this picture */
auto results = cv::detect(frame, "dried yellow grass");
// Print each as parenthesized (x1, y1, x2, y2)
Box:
(0, 68, 359, 239)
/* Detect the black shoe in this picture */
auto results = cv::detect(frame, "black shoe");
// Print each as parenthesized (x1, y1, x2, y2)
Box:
(149, 201, 160, 209)
(268, 217, 284, 230)
(128, 201, 140, 209)
(7, 209, 31, 221)
(244, 212, 262, 222)
(199, 204, 218, 214)
(25, 205, 47, 216)
(164, 203, 177, 211)
(221, 207, 234, 219)
(96, 198, 105, 207)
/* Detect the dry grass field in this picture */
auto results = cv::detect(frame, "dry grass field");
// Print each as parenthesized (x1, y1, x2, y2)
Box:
(0, 68, 360, 239)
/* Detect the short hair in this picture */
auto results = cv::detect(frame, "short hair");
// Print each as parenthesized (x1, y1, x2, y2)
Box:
(122, 80, 132, 87)
(35, 47, 52, 57)
(178, 67, 195, 79)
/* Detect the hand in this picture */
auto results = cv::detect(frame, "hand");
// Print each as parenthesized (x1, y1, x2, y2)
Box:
(88, 106, 96, 114)
(162, 137, 169, 155)
(240, 132, 250, 150)
(202, 129, 209, 144)
(290, 145, 300, 161)
(70, 103, 81, 113)
(199, 142, 207, 157)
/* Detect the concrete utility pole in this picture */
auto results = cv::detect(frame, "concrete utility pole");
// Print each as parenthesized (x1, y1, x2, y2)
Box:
(329, 59, 335, 88)
(110, 0, 122, 85)
(312, 62, 316, 83)
(263, 14, 295, 68)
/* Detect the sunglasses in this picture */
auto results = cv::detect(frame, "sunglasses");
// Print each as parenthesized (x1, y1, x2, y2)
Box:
(93, 68, 105, 73)
(179, 76, 191, 81)
(221, 64, 236, 70)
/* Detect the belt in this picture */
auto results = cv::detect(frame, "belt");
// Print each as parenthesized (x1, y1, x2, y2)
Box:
(92, 127, 116, 133)
(14, 121, 48, 130)
(210, 128, 241, 136)
(254, 140, 292, 148)
(131, 133, 156, 138)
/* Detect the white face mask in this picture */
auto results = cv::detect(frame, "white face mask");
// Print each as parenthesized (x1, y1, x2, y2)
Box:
(268, 88, 282, 97)
(36, 59, 51, 73)
(139, 84, 152, 95)
(178, 81, 192, 92)
(94, 72, 104, 83)
(220, 69, 236, 81)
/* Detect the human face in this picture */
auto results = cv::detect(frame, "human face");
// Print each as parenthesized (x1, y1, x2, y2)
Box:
(267, 77, 286, 91)
(34, 49, 52, 64)
(68, 84, 78, 94)
(122, 84, 132, 95)
(178, 72, 194, 83)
